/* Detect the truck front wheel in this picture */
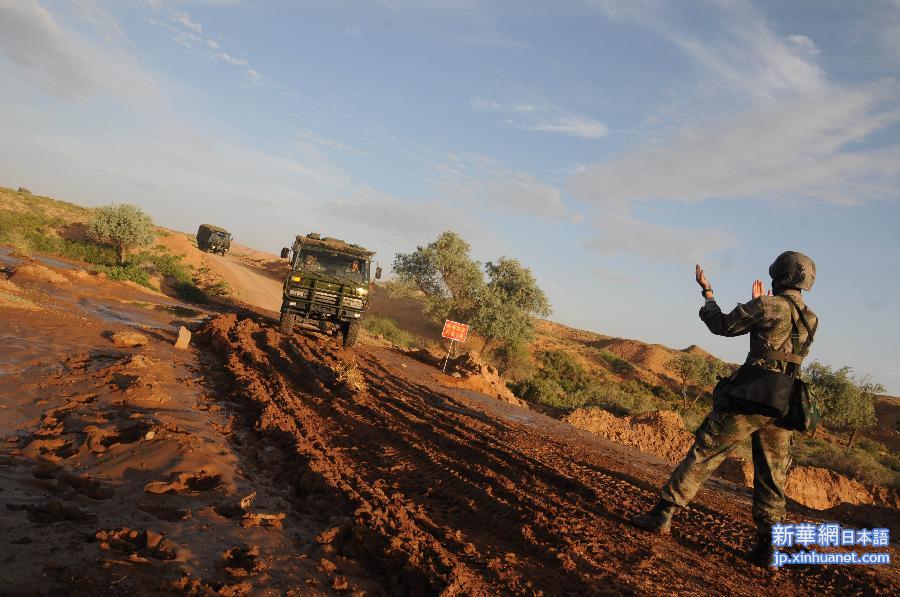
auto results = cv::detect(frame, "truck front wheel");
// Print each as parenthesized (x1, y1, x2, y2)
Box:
(280, 312, 297, 335)
(342, 321, 360, 348)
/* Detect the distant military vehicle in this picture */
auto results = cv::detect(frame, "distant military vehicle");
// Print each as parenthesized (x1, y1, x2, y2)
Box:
(279, 233, 381, 347)
(196, 224, 231, 255)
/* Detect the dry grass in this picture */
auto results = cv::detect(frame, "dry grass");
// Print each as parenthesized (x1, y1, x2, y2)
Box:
(334, 361, 367, 393)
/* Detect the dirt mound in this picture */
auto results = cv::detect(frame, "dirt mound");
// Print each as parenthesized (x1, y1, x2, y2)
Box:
(785, 466, 900, 510)
(0, 278, 42, 310)
(534, 319, 612, 345)
(565, 408, 694, 462)
(594, 338, 678, 378)
(566, 407, 900, 511)
(12, 262, 68, 284)
(445, 352, 529, 409)
(682, 344, 714, 359)
(405, 349, 528, 408)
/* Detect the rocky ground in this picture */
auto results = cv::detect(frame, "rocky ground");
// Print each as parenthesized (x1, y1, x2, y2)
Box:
(1, 252, 898, 595)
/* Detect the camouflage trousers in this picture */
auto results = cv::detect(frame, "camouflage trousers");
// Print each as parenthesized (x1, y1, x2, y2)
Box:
(660, 408, 794, 529)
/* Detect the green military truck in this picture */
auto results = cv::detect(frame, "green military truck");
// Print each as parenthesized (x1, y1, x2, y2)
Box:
(196, 224, 232, 255)
(278, 233, 381, 347)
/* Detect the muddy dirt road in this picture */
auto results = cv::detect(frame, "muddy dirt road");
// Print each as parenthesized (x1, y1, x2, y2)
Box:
(1, 254, 897, 595)
(203, 314, 898, 595)
(207, 253, 283, 313)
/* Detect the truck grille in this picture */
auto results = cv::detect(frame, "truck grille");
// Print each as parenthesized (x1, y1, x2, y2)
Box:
(314, 291, 339, 305)
(342, 297, 364, 309)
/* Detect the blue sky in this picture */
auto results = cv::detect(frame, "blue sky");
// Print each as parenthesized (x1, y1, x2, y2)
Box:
(1, 0, 899, 392)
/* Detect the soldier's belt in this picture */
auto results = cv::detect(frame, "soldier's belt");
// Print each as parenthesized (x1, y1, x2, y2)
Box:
(749, 349, 804, 365)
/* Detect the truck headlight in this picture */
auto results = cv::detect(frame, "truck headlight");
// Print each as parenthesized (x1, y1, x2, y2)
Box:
(356, 287, 367, 296)
(292, 275, 302, 283)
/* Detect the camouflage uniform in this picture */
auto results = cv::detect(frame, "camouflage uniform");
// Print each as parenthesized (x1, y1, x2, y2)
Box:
(660, 255, 818, 530)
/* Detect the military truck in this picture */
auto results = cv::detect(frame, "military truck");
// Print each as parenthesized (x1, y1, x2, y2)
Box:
(278, 233, 381, 347)
(196, 224, 232, 255)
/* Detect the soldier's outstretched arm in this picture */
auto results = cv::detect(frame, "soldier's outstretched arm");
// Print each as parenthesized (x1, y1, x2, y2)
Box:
(699, 297, 763, 337)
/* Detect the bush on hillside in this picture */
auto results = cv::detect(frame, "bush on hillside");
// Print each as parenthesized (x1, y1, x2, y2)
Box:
(88, 204, 156, 265)
(363, 316, 422, 348)
(510, 349, 664, 414)
(794, 436, 899, 489)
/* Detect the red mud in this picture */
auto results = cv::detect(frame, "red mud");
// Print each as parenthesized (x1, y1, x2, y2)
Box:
(2, 257, 898, 595)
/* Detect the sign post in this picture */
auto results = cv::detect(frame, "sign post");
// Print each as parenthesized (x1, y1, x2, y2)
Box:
(440, 320, 469, 372)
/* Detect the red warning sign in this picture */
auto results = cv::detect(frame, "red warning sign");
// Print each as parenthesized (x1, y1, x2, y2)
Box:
(441, 320, 469, 343)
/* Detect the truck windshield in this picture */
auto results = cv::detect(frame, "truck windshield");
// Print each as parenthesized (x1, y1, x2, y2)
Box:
(297, 249, 368, 284)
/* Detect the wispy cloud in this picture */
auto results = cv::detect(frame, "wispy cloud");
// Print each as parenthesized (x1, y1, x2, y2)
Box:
(0, 0, 160, 103)
(147, 3, 260, 82)
(589, 209, 734, 263)
(573, 0, 900, 262)
(469, 94, 608, 139)
(571, 87, 900, 206)
(429, 152, 574, 219)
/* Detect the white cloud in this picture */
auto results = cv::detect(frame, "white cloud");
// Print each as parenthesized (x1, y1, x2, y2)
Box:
(431, 152, 572, 219)
(0, 0, 159, 103)
(575, 0, 900, 263)
(787, 34, 820, 57)
(148, 1, 262, 82)
(571, 86, 900, 207)
(526, 115, 608, 139)
(171, 10, 202, 33)
(469, 94, 608, 139)
(590, 210, 734, 263)
(215, 51, 248, 66)
(589, 0, 826, 100)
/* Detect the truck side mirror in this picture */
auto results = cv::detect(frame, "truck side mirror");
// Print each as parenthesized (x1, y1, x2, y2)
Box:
(280, 247, 290, 259)
(375, 265, 382, 280)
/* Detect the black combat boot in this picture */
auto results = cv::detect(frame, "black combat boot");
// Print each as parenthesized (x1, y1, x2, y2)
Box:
(631, 499, 677, 533)
(746, 527, 773, 568)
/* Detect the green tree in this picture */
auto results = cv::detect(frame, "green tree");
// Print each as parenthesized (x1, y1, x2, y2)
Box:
(470, 257, 551, 354)
(88, 204, 155, 265)
(805, 362, 881, 447)
(665, 353, 728, 410)
(393, 231, 484, 322)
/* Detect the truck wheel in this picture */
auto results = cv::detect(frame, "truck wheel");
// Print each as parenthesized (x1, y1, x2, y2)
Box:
(342, 321, 360, 348)
(280, 312, 296, 335)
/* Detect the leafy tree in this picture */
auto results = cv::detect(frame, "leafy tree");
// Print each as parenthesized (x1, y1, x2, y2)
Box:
(88, 204, 155, 265)
(393, 231, 484, 322)
(470, 257, 551, 354)
(665, 353, 728, 410)
(805, 362, 881, 447)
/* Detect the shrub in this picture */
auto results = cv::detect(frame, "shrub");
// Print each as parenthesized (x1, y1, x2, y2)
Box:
(91, 264, 153, 288)
(597, 349, 634, 374)
(88, 204, 156, 264)
(363, 316, 421, 348)
(794, 437, 899, 489)
(510, 349, 665, 415)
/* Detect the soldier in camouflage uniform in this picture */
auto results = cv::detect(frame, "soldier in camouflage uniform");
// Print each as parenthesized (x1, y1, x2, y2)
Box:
(632, 251, 818, 567)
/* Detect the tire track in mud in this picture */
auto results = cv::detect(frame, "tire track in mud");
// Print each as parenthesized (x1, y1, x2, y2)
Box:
(202, 314, 898, 595)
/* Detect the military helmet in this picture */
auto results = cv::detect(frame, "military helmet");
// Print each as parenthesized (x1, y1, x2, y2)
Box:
(769, 251, 816, 291)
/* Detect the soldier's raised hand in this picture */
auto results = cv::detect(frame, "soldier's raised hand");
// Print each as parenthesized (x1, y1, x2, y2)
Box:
(752, 279, 772, 299)
(695, 264, 711, 291)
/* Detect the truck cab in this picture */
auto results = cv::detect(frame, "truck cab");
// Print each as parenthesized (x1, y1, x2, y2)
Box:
(196, 224, 232, 255)
(278, 233, 381, 347)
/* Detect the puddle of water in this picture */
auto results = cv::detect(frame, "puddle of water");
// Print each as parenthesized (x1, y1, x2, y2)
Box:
(153, 304, 204, 318)
(0, 247, 83, 272)
(129, 301, 206, 319)
(34, 254, 81, 271)
(0, 246, 23, 268)
(77, 297, 209, 329)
